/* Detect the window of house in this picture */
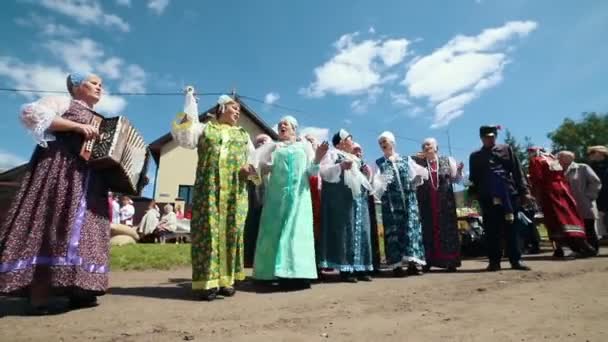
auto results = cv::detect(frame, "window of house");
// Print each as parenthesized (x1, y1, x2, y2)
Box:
(177, 185, 193, 206)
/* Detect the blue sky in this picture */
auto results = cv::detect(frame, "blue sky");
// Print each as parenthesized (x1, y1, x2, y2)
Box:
(1, 0, 607, 197)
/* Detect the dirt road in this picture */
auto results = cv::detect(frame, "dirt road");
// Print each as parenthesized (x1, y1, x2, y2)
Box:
(1, 252, 607, 342)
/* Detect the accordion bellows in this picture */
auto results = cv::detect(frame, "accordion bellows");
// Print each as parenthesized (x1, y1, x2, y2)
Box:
(81, 114, 149, 195)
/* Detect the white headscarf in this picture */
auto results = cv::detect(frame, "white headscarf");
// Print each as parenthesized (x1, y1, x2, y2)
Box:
(279, 115, 298, 130)
(217, 94, 236, 114)
(378, 131, 395, 144)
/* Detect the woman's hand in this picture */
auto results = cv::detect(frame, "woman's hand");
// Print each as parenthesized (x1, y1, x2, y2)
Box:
(314, 141, 329, 164)
(361, 164, 371, 177)
(340, 160, 353, 170)
(75, 123, 99, 140)
(239, 164, 256, 180)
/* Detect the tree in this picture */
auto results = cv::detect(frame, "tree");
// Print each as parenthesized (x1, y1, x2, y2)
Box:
(548, 112, 608, 161)
(503, 129, 534, 172)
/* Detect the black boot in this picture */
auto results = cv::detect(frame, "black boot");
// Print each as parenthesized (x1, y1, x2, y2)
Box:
(356, 272, 372, 282)
(199, 288, 218, 301)
(340, 272, 358, 283)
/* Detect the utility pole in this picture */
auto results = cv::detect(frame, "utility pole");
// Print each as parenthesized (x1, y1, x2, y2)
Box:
(446, 128, 453, 156)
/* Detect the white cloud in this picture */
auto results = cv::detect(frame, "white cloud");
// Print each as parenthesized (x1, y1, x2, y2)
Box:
(15, 13, 78, 37)
(0, 56, 66, 100)
(116, 0, 131, 6)
(301, 32, 410, 97)
(300, 126, 329, 143)
(148, 0, 171, 15)
(45, 38, 105, 75)
(96, 92, 128, 114)
(390, 92, 411, 106)
(264, 92, 280, 105)
(344, 119, 353, 125)
(402, 20, 537, 128)
(351, 87, 382, 114)
(39, 0, 130, 32)
(368, 26, 376, 34)
(0, 56, 128, 113)
(42, 38, 147, 95)
(97, 57, 123, 80)
(0, 150, 27, 172)
(118, 64, 147, 93)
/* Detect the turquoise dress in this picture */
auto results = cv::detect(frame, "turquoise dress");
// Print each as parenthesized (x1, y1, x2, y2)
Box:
(253, 141, 319, 280)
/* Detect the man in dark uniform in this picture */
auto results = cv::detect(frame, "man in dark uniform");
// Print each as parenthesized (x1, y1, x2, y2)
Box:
(468, 125, 532, 271)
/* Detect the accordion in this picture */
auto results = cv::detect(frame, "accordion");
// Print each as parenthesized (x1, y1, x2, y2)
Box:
(80, 114, 150, 195)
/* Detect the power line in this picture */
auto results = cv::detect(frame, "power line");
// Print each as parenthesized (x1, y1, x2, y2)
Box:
(0, 87, 223, 97)
(0, 86, 472, 152)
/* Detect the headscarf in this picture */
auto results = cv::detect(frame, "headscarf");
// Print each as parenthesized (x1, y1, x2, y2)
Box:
(588, 145, 608, 156)
(332, 129, 352, 147)
(279, 115, 298, 130)
(217, 94, 236, 114)
(422, 137, 438, 152)
(66, 73, 91, 96)
(377, 131, 395, 144)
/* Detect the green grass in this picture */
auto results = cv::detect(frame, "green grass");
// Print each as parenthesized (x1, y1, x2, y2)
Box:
(110, 244, 191, 271)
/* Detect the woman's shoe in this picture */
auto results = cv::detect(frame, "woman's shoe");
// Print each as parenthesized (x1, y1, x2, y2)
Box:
(218, 287, 236, 297)
(356, 272, 372, 282)
(68, 293, 98, 309)
(199, 288, 218, 301)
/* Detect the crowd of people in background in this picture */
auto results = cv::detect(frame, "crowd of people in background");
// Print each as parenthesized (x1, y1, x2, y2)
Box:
(0, 78, 604, 313)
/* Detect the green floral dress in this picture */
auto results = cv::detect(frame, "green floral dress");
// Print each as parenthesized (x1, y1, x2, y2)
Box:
(191, 122, 250, 290)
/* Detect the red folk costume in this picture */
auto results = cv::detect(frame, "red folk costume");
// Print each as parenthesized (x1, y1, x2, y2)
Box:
(528, 152, 587, 241)
(309, 175, 322, 247)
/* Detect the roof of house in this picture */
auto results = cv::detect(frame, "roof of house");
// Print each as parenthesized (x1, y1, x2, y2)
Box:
(148, 95, 278, 164)
(0, 163, 29, 183)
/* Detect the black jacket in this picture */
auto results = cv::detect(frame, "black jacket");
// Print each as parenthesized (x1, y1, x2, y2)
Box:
(468, 144, 529, 202)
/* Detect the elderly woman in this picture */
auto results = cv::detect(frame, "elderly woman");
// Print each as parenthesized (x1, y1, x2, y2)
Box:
(353, 142, 383, 271)
(528, 147, 596, 258)
(0, 73, 110, 314)
(558, 151, 601, 253)
(244, 134, 273, 268)
(413, 138, 463, 272)
(252, 116, 328, 289)
(171, 88, 257, 301)
(318, 129, 374, 283)
(304, 134, 323, 260)
(137, 200, 161, 237)
(155, 204, 178, 237)
(373, 131, 428, 276)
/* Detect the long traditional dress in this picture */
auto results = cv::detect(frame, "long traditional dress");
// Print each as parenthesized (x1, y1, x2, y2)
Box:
(414, 155, 462, 269)
(171, 99, 254, 291)
(362, 160, 383, 270)
(253, 141, 318, 280)
(244, 179, 265, 268)
(374, 155, 427, 268)
(309, 175, 322, 252)
(529, 155, 588, 242)
(317, 150, 373, 272)
(0, 97, 110, 296)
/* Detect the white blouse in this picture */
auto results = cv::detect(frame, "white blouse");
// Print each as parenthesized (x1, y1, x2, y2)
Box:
(319, 149, 371, 197)
(170, 92, 256, 165)
(19, 96, 78, 147)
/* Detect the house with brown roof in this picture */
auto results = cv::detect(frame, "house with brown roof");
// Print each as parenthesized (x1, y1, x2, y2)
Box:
(0, 163, 28, 223)
(148, 94, 277, 214)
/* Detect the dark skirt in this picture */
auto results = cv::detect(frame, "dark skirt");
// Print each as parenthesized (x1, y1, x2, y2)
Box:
(317, 180, 373, 272)
(0, 138, 110, 295)
(417, 183, 462, 269)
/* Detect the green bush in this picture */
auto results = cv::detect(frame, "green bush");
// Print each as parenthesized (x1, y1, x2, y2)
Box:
(110, 244, 191, 271)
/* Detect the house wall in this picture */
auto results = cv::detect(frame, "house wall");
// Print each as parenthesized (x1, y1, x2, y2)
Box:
(154, 115, 270, 204)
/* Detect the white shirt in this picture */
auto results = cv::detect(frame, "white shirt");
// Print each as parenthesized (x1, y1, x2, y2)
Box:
(111, 200, 121, 224)
(120, 204, 135, 225)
